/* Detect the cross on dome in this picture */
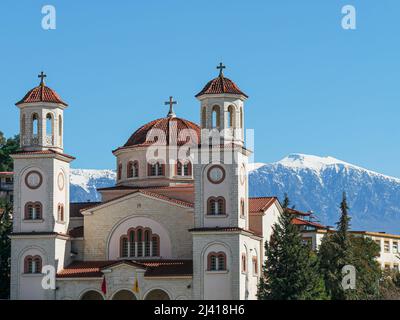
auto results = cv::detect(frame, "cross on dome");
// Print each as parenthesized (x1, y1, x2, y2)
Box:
(38, 71, 47, 85)
(165, 96, 177, 118)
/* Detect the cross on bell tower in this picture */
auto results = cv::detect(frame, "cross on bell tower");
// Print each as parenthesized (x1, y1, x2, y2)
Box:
(165, 96, 177, 118)
(217, 62, 226, 76)
(38, 71, 47, 85)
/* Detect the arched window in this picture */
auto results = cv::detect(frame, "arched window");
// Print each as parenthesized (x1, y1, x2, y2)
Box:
(241, 253, 247, 273)
(240, 198, 245, 218)
(137, 228, 143, 257)
(211, 105, 220, 128)
(117, 163, 122, 180)
(32, 113, 39, 136)
(120, 236, 128, 258)
(148, 162, 164, 176)
(21, 114, 26, 138)
(129, 230, 136, 257)
(201, 107, 207, 128)
(252, 256, 258, 275)
(227, 105, 235, 128)
(152, 235, 160, 257)
(24, 255, 42, 274)
(25, 202, 42, 220)
(127, 161, 139, 178)
(176, 161, 191, 176)
(240, 107, 243, 128)
(120, 227, 160, 258)
(46, 113, 53, 136)
(207, 197, 226, 215)
(59, 115, 62, 141)
(207, 252, 226, 271)
(57, 203, 64, 222)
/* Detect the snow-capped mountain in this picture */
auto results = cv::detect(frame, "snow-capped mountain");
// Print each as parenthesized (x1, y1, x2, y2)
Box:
(249, 154, 400, 233)
(69, 154, 400, 233)
(70, 169, 116, 202)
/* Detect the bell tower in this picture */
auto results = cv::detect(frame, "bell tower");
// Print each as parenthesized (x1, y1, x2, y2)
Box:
(10, 73, 73, 300)
(17, 71, 67, 152)
(191, 64, 253, 300)
(196, 63, 248, 146)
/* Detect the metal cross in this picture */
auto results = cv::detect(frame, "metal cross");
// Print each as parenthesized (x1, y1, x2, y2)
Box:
(165, 96, 177, 118)
(216, 62, 226, 76)
(38, 71, 47, 85)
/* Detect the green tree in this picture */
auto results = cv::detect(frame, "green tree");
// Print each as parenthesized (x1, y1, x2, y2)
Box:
(0, 199, 12, 299)
(319, 192, 381, 300)
(258, 195, 327, 300)
(0, 132, 19, 172)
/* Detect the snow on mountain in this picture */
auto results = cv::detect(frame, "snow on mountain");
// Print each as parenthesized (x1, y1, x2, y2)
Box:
(249, 154, 400, 234)
(69, 154, 400, 233)
(70, 169, 116, 202)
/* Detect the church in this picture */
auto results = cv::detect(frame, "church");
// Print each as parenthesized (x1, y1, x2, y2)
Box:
(9, 65, 322, 300)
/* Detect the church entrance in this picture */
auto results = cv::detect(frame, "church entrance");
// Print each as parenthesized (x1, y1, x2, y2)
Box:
(112, 289, 137, 300)
(80, 290, 104, 300)
(144, 289, 170, 300)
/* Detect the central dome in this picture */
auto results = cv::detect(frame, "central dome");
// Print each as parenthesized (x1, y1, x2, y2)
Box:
(123, 116, 200, 148)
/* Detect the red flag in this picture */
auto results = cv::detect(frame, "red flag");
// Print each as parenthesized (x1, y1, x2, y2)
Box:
(101, 275, 107, 295)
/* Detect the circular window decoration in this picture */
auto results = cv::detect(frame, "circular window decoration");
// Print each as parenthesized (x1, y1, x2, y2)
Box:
(207, 165, 225, 184)
(25, 171, 43, 189)
(58, 172, 65, 191)
(240, 165, 246, 185)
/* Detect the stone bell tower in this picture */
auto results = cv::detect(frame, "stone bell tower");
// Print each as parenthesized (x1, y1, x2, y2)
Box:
(10, 72, 73, 300)
(191, 64, 253, 300)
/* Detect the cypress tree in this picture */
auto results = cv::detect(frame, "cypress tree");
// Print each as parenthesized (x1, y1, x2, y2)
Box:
(258, 195, 327, 300)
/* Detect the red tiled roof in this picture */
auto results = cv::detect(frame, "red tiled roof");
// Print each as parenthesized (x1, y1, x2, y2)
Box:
(249, 197, 277, 213)
(70, 202, 101, 218)
(292, 217, 326, 229)
(287, 208, 311, 217)
(57, 259, 193, 278)
(16, 83, 68, 106)
(68, 226, 84, 238)
(0, 172, 13, 175)
(115, 117, 200, 151)
(80, 189, 194, 213)
(196, 75, 248, 98)
(12, 149, 75, 160)
(189, 227, 260, 238)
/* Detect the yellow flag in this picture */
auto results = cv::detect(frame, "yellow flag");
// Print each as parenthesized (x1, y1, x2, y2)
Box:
(133, 271, 139, 293)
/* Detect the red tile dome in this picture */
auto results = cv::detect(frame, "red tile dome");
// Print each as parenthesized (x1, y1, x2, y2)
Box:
(122, 116, 200, 148)
(16, 83, 68, 106)
(196, 74, 248, 98)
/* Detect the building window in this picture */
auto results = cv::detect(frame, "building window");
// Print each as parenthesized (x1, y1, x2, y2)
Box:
(384, 240, 390, 253)
(32, 113, 39, 136)
(24, 255, 42, 274)
(241, 253, 247, 273)
(59, 115, 63, 141)
(201, 107, 206, 128)
(393, 241, 398, 254)
(211, 105, 220, 128)
(57, 203, 64, 222)
(207, 197, 226, 215)
(384, 263, 391, 271)
(240, 198, 245, 218)
(393, 263, 399, 271)
(176, 161, 191, 176)
(120, 227, 160, 258)
(148, 162, 164, 176)
(252, 256, 258, 275)
(227, 105, 235, 128)
(374, 239, 381, 251)
(117, 163, 122, 180)
(240, 107, 243, 128)
(46, 113, 53, 136)
(207, 252, 226, 271)
(127, 161, 139, 178)
(25, 202, 42, 220)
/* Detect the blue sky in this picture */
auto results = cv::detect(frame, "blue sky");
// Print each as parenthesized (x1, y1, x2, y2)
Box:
(1, 0, 400, 177)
